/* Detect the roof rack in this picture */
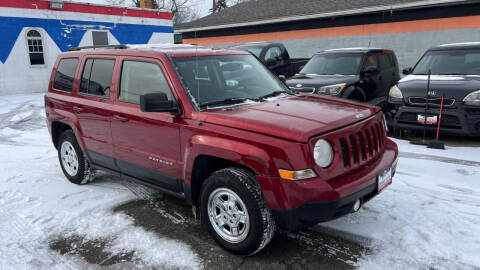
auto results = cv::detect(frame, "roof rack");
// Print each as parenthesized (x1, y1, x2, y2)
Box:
(68, 45, 128, 51)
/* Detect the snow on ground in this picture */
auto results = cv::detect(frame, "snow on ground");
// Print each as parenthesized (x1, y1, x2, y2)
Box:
(0, 94, 201, 269)
(318, 140, 480, 269)
(1, 93, 479, 269)
(391, 137, 480, 163)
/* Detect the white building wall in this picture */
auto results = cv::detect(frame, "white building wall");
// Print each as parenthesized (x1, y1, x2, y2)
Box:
(0, 28, 60, 95)
(0, 5, 173, 96)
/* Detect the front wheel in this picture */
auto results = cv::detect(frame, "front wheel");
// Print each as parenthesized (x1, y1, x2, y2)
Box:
(200, 168, 276, 255)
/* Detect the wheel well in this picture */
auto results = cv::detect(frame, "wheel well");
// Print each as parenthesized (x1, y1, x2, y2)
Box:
(190, 155, 255, 205)
(52, 121, 72, 149)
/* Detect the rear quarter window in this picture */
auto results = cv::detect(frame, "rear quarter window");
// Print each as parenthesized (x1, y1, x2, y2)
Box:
(53, 58, 79, 92)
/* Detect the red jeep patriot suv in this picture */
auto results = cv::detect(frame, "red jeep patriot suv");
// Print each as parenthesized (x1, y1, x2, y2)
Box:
(45, 44, 398, 255)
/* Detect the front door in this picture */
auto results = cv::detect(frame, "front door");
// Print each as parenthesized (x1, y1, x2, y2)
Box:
(110, 57, 183, 192)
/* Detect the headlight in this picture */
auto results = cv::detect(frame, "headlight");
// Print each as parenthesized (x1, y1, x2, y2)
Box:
(463, 90, 480, 106)
(313, 139, 333, 168)
(389, 85, 403, 102)
(318, 83, 347, 95)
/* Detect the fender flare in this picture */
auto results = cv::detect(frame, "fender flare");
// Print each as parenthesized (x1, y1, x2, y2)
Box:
(51, 109, 86, 151)
(341, 86, 366, 102)
(182, 135, 274, 186)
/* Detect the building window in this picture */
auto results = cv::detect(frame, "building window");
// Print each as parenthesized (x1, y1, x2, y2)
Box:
(26, 29, 45, 65)
(92, 31, 108, 46)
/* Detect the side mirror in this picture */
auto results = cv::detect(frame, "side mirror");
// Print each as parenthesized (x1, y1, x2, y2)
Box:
(266, 58, 277, 67)
(402, 67, 412, 75)
(140, 92, 179, 115)
(278, 74, 287, 83)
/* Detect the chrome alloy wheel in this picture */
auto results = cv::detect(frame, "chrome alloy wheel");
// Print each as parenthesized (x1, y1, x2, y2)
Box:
(60, 141, 78, 176)
(207, 188, 250, 243)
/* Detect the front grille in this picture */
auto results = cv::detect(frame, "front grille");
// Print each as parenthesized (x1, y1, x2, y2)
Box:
(289, 86, 315, 93)
(408, 97, 455, 107)
(338, 122, 385, 168)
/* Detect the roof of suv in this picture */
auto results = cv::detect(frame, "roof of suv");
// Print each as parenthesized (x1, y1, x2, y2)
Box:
(319, 47, 390, 54)
(60, 44, 250, 58)
(230, 42, 283, 48)
(430, 42, 480, 51)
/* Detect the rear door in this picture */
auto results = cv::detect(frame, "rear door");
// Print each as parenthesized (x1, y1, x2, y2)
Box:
(75, 56, 116, 169)
(110, 56, 183, 192)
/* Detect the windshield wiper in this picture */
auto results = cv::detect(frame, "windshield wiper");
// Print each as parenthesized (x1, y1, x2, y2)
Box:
(199, 97, 254, 109)
(258, 90, 290, 101)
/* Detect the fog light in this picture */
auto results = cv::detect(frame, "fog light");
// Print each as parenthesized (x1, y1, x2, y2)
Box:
(352, 199, 361, 212)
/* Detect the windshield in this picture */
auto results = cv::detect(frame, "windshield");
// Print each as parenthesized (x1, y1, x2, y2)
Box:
(412, 50, 480, 75)
(300, 53, 363, 75)
(172, 54, 289, 109)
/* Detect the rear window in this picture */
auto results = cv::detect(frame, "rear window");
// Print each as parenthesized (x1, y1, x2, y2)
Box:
(53, 58, 78, 92)
(79, 58, 115, 98)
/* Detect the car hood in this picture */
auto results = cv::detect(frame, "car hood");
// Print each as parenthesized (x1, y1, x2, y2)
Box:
(286, 74, 360, 89)
(193, 95, 379, 143)
(398, 75, 480, 100)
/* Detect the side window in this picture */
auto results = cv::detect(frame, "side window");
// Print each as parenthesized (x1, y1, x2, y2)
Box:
(364, 54, 379, 70)
(119, 60, 174, 104)
(79, 58, 114, 98)
(265, 46, 284, 64)
(53, 58, 79, 92)
(379, 53, 394, 69)
(26, 29, 45, 65)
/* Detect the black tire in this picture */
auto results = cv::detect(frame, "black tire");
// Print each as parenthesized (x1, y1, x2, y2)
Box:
(57, 130, 95, 185)
(200, 167, 276, 255)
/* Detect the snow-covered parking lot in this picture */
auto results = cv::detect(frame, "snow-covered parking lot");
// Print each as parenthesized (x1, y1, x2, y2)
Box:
(1, 94, 479, 270)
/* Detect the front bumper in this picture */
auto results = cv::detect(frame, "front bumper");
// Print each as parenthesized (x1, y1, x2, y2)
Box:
(387, 103, 480, 136)
(257, 139, 398, 231)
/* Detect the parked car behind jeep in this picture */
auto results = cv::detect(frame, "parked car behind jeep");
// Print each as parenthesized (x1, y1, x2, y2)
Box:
(45, 44, 398, 255)
(387, 42, 480, 136)
(287, 48, 400, 110)
(230, 42, 309, 78)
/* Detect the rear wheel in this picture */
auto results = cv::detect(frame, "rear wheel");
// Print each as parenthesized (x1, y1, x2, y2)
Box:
(200, 168, 276, 255)
(58, 130, 95, 185)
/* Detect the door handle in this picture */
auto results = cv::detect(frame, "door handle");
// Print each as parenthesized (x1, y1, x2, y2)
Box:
(113, 114, 129, 122)
(73, 106, 84, 112)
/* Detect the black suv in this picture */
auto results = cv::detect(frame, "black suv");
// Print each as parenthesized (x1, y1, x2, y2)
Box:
(230, 42, 309, 78)
(387, 42, 480, 136)
(286, 48, 400, 109)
